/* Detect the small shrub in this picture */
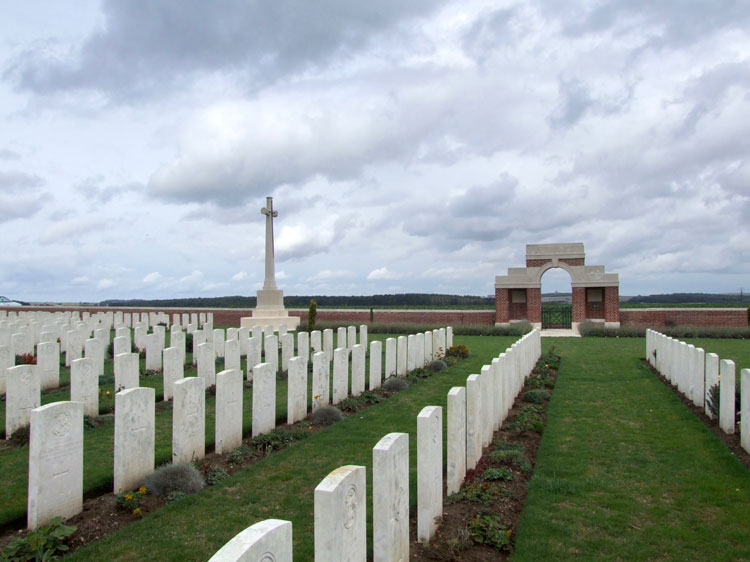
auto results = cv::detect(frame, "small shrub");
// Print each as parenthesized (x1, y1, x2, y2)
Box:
(311, 405, 344, 425)
(707, 383, 720, 418)
(407, 368, 431, 382)
(447, 480, 507, 505)
(505, 405, 545, 434)
(165, 490, 186, 503)
(446, 344, 469, 359)
(340, 391, 381, 412)
(227, 445, 254, 465)
(115, 487, 147, 513)
(522, 389, 550, 404)
(143, 463, 205, 498)
(14, 353, 36, 365)
(308, 299, 317, 332)
(202, 465, 229, 486)
(468, 512, 512, 551)
(423, 526, 471, 561)
(250, 426, 309, 455)
(491, 443, 532, 472)
(427, 359, 447, 372)
(8, 425, 30, 447)
(482, 467, 514, 481)
(185, 333, 193, 353)
(0, 516, 77, 561)
(383, 377, 408, 391)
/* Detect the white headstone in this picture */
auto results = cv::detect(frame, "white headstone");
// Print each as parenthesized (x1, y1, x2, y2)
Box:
(252, 362, 276, 437)
(447, 386, 466, 495)
(310, 330, 322, 356)
(297, 331, 309, 365)
(287, 356, 307, 425)
(213, 328, 225, 358)
(347, 326, 357, 349)
(215, 369, 243, 454)
(351, 344, 365, 396)
(162, 347, 183, 401)
(197, 342, 216, 387)
(407, 335, 416, 372)
(480, 365, 492, 447)
(720, 359, 736, 434)
(172, 377, 205, 463)
(337, 327, 347, 351)
(417, 405, 442, 543)
(247, 337, 261, 381)
(369, 340, 382, 390)
(208, 519, 293, 562)
(264, 334, 279, 375)
(705, 353, 719, 418)
(359, 325, 368, 350)
(113, 335, 130, 358)
(0, 344, 12, 394)
(37, 341, 60, 391)
(312, 351, 330, 411)
(397, 336, 407, 376)
(743, 369, 750, 454)
(27, 401, 83, 529)
(314, 465, 366, 562)
(373, 433, 409, 562)
(171, 330, 186, 366)
(332, 348, 349, 404)
(224, 338, 241, 372)
(6, 364, 41, 437)
(114, 352, 139, 393)
(323, 329, 333, 363)
(114, 387, 155, 493)
(84, 337, 104, 377)
(424, 331, 432, 364)
(446, 326, 453, 349)
(144, 333, 163, 372)
(238, 327, 250, 357)
(280, 333, 294, 373)
(466, 374, 481, 471)
(385, 338, 396, 379)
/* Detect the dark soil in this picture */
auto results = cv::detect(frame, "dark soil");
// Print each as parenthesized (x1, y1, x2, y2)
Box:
(644, 359, 750, 468)
(409, 357, 558, 562)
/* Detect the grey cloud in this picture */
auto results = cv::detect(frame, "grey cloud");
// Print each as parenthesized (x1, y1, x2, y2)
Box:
(555, 0, 750, 48)
(0, 191, 45, 222)
(0, 170, 45, 191)
(0, 149, 20, 161)
(461, 7, 517, 65)
(549, 78, 593, 129)
(7, 0, 446, 100)
(75, 176, 143, 204)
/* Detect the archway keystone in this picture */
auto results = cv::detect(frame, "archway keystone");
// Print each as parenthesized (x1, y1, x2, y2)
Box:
(494, 243, 620, 331)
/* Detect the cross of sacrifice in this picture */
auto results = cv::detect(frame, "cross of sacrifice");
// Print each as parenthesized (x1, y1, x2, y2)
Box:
(260, 196, 279, 290)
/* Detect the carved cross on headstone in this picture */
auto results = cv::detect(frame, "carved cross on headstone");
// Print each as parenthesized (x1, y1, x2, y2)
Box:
(261, 196, 279, 290)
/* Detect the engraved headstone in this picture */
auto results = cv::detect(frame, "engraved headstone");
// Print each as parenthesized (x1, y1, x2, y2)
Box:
(720, 359, 736, 434)
(27, 401, 83, 529)
(397, 336, 407, 376)
(172, 377, 205, 463)
(287, 356, 307, 424)
(114, 387, 155, 493)
(385, 338, 396, 379)
(315, 465, 366, 562)
(114, 352, 139, 393)
(373, 433, 409, 562)
(252, 362, 276, 437)
(466, 374, 481, 470)
(332, 347, 349, 404)
(351, 344, 365, 396)
(417, 405, 442, 543)
(369, 340, 382, 390)
(224, 338, 241, 372)
(197, 342, 216, 387)
(312, 351, 330, 411)
(37, 341, 60, 391)
(215, 369, 243, 454)
(6, 364, 41, 437)
(247, 336, 261, 381)
(323, 329, 333, 363)
(208, 519, 293, 562)
(162, 347, 183, 401)
(447, 387, 466, 495)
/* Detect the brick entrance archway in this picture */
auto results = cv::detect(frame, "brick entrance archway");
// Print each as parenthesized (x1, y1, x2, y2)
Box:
(494, 243, 620, 331)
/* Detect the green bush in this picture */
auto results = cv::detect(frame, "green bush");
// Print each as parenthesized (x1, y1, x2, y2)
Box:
(707, 383, 720, 419)
(468, 512, 512, 551)
(311, 406, 343, 425)
(427, 359, 448, 372)
(308, 300, 317, 332)
(491, 442, 532, 472)
(446, 344, 470, 359)
(226, 445, 254, 465)
(482, 467, 514, 481)
(143, 463, 205, 498)
(0, 516, 77, 561)
(522, 389, 550, 404)
(383, 377, 409, 391)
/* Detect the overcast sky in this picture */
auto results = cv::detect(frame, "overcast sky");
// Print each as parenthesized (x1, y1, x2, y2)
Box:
(1, 1, 749, 303)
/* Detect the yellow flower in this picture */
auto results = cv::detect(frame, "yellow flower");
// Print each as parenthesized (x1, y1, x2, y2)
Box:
(313, 394, 320, 400)
(124, 493, 133, 501)
(138, 487, 147, 495)
(133, 507, 143, 518)
(106, 391, 111, 396)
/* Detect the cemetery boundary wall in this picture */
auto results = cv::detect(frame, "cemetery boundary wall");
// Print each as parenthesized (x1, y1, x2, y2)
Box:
(17, 306, 748, 329)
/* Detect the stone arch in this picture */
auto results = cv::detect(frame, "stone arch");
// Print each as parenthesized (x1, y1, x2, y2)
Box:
(494, 243, 620, 331)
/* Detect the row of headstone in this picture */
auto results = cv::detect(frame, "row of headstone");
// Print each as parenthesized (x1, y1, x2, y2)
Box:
(647, 330, 749, 451)
(208, 329, 539, 561)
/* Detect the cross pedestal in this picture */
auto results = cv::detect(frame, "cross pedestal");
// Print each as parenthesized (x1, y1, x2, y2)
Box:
(240, 197, 300, 332)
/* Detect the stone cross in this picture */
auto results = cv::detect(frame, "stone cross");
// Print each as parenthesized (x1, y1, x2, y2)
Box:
(261, 196, 278, 290)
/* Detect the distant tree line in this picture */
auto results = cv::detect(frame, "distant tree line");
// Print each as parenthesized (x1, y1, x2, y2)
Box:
(99, 293, 495, 308)
(626, 293, 745, 304)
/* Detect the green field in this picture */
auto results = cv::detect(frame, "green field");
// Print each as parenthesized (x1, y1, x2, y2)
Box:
(3, 334, 750, 560)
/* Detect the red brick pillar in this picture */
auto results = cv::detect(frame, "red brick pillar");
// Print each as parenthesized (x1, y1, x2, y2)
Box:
(527, 288, 542, 324)
(495, 288, 510, 324)
(605, 286, 620, 323)
(572, 287, 586, 323)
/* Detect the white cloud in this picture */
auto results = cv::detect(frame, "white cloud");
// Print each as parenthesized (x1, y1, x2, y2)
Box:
(142, 272, 163, 284)
(367, 267, 401, 281)
(231, 271, 248, 281)
(97, 279, 116, 289)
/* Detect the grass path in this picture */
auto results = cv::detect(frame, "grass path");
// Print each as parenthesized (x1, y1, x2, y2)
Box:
(512, 338, 750, 561)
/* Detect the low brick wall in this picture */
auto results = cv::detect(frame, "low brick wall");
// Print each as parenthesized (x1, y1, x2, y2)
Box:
(15, 306, 496, 327)
(619, 308, 749, 329)
(13, 305, 747, 329)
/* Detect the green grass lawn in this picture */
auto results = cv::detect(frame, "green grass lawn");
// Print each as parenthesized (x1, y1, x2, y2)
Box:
(512, 337, 750, 561)
(58, 334, 514, 561)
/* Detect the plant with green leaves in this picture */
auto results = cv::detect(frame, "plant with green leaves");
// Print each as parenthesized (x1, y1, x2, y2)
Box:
(308, 299, 317, 332)
(0, 517, 77, 562)
(468, 512, 512, 551)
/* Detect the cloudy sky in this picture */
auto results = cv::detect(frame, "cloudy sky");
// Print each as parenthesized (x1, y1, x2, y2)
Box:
(1, 1, 749, 303)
